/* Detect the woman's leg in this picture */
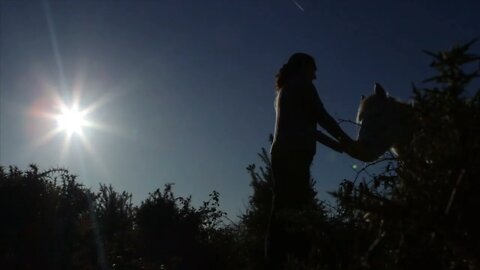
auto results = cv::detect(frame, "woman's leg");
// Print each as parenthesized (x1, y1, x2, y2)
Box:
(266, 151, 314, 269)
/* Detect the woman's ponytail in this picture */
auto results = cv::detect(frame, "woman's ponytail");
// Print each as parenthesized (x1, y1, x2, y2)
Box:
(275, 53, 315, 92)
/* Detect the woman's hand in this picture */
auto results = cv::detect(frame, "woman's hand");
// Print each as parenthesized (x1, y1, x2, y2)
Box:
(342, 140, 379, 162)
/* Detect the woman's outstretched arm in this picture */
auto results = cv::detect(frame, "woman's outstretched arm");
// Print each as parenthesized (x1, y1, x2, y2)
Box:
(310, 87, 354, 145)
(315, 130, 344, 153)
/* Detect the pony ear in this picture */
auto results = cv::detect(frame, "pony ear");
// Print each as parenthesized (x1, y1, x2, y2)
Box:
(374, 82, 387, 98)
(361, 95, 365, 100)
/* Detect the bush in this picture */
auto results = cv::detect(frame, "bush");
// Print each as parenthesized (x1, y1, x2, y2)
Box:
(332, 40, 480, 269)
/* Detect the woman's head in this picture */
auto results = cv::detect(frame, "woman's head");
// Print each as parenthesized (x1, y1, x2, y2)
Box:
(275, 53, 317, 91)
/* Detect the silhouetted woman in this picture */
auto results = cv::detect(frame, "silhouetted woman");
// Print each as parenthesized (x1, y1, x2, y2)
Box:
(266, 53, 352, 268)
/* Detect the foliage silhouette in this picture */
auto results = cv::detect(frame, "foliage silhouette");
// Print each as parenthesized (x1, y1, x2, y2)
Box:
(0, 165, 97, 269)
(0, 166, 237, 270)
(332, 40, 480, 269)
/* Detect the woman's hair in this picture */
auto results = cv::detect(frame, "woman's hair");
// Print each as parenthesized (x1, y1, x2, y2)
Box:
(275, 52, 316, 91)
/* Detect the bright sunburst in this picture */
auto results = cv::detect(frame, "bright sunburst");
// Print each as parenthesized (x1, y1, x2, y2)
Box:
(56, 105, 87, 135)
(27, 81, 119, 180)
(30, 80, 113, 163)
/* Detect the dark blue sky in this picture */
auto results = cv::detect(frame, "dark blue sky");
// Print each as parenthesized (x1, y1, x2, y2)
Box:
(1, 0, 478, 219)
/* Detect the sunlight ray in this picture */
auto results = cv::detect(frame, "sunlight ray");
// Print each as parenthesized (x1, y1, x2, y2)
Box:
(80, 91, 116, 116)
(60, 132, 73, 160)
(42, 3, 108, 267)
(33, 127, 63, 149)
(78, 132, 111, 180)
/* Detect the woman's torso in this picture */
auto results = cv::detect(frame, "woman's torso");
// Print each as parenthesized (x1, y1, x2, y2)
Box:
(271, 80, 317, 156)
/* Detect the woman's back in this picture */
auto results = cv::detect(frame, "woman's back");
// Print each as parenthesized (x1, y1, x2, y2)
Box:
(271, 79, 318, 155)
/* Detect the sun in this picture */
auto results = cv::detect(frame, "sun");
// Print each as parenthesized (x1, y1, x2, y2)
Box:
(30, 88, 106, 155)
(28, 63, 120, 180)
(56, 105, 86, 135)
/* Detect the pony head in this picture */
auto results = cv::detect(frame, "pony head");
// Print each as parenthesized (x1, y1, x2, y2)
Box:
(350, 83, 414, 162)
(357, 82, 389, 123)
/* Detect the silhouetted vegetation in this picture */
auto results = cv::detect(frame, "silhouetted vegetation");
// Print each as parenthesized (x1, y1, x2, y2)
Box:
(1, 41, 479, 269)
(0, 166, 237, 269)
(331, 40, 480, 270)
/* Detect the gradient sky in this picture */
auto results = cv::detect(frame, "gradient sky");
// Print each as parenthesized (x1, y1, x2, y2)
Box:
(1, 0, 479, 220)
